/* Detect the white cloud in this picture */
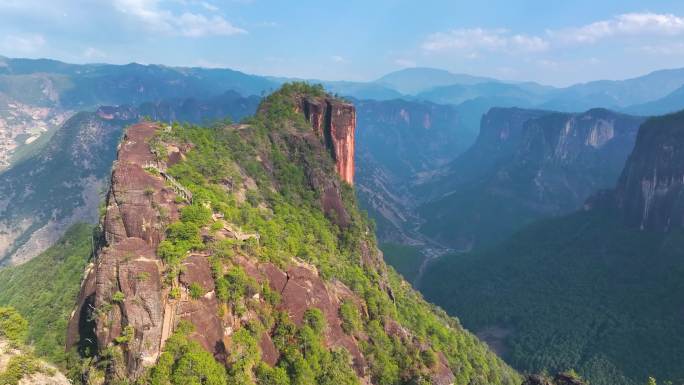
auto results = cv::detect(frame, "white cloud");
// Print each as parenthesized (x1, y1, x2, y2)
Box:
(331, 55, 345, 63)
(422, 28, 549, 54)
(199, 1, 218, 11)
(175, 12, 246, 37)
(1, 34, 45, 54)
(394, 58, 416, 68)
(113, 0, 246, 37)
(553, 13, 684, 44)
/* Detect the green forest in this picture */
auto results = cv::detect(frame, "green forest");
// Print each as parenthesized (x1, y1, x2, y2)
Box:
(421, 209, 684, 385)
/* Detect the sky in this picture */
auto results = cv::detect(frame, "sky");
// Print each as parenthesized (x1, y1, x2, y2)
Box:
(1, 0, 684, 86)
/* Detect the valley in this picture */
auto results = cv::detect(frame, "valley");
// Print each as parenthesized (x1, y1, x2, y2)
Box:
(1, 51, 684, 385)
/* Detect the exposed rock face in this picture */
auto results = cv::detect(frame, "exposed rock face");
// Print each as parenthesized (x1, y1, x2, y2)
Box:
(90, 123, 180, 376)
(418, 107, 645, 250)
(419, 107, 549, 199)
(520, 109, 639, 165)
(234, 256, 370, 378)
(297, 96, 356, 184)
(611, 110, 684, 231)
(67, 122, 227, 379)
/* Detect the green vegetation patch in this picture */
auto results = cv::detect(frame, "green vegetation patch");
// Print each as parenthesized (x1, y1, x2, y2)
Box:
(421, 209, 684, 385)
(380, 243, 423, 283)
(0, 224, 93, 365)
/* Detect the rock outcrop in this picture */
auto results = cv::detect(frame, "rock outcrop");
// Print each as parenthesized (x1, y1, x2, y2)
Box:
(68, 123, 181, 377)
(612, 110, 684, 231)
(68, 87, 519, 385)
(66, 122, 367, 381)
(297, 96, 356, 185)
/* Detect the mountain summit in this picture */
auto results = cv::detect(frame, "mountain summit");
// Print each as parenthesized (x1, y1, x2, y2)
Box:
(67, 83, 518, 385)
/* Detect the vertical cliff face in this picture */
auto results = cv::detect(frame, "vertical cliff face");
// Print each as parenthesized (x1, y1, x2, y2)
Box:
(329, 100, 356, 185)
(418, 107, 645, 250)
(81, 123, 182, 376)
(517, 108, 643, 167)
(613, 110, 684, 231)
(297, 96, 356, 185)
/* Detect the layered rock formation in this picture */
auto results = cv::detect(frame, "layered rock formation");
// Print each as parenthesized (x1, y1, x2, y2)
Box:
(297, 96, 356, 184)
(67, 122, 181, 376)
(417, 107, 549, 199)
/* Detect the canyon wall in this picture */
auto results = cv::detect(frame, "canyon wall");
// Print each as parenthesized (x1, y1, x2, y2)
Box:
(614, 110, 684, 231)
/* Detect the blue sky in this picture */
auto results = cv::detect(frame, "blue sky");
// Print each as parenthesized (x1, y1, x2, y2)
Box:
(1, 0, 684, 86)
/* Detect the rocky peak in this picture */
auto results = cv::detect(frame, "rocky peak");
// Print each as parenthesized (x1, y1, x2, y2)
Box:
(613, 110, 684, 231)
(296, 96, 356, 185)
(66, 87, 493, 384)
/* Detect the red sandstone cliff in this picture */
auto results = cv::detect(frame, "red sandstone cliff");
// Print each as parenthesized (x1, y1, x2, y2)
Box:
(297, 96, 356, 185)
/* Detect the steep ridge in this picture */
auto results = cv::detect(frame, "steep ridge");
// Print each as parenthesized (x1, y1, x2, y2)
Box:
(421, 110, 684, 385)
(418, 108, 645, 250)
(67, 83, 519, 385)
(0, 94, 259, 266)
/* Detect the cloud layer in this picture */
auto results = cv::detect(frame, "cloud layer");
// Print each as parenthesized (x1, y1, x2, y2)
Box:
(113, 0, 246, 37)
(423, 12, 684, 55)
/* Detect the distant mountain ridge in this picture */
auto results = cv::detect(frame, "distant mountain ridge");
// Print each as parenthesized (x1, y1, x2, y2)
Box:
(375, 67, 500, 94)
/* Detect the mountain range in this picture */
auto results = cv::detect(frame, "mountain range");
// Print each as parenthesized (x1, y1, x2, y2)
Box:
(62, 83, 519, 385)
(2, 56, 684, 385)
